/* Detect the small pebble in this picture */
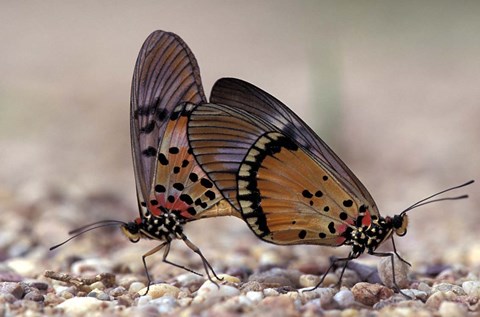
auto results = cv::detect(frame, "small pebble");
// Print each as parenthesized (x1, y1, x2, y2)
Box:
(299, 274, 320, 288)
(56, 297, 111, 315)
(425, 290, 458, 309)
(175, 273, 205, 288)
(299, 287, 336, 305)
(399, 289, 428, 301)
(128, 282, 146, 293)
(431, 283, 466, 295)
(333, 289, 355, 308)
(438, 301, 468, 317)
(377, 256, 410, 289)
(193, 281, 240, 303)
(59, 291, 74, 299)
(249, 268, 301, 288)
(263, 288, 280, 297)
(116, 294, 134, 307)
(96, 292, 110, 301)
(351, 282, 394, 306)
(0, 282, 24, 300)
(109, 286, 127, 297)
(150, 295, 178, 314)
(246, 291, 264, 303)
(462, 280, 480, 296)
(240, 281, 264, 292)
(416, 282, 432, 294)
(23, 290, 44, 302)
(138, 283, 180, 299)
(89, 281, 105, 290)
(136, 295, 152, 306)
(26, 281, 49, 291)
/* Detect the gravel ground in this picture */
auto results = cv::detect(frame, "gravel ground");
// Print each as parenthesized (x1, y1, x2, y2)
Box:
(0, 186, 479, 316)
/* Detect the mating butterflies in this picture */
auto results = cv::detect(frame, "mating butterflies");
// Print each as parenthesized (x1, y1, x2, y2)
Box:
(185, 77, 473, 292)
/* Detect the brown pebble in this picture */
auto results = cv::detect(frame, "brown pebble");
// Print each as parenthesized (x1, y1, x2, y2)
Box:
(0, 282, 24, 299)
(351, 282, 394, 306)
(258, 295, 297, 315)
(249, 268, 302, 288)
(240, 281, 264, 292)
(23, 291, 45, 302)
(27, 281, 49, 291)
(109, 286, 127, 297)
(116, 294, 134, 307)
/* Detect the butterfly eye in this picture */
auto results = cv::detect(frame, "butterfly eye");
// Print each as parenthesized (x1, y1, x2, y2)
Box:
(121, 222, 141, 243)
(393, 214, 408, 236)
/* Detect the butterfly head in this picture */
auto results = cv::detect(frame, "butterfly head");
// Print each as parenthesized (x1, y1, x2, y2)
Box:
(391, 213, 409, 237)
(121, 219, 142, 243)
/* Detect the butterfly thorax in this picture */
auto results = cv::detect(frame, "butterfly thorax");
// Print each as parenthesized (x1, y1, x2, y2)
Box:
(121, 211, 186, 243)
(342, 210, 409, 258)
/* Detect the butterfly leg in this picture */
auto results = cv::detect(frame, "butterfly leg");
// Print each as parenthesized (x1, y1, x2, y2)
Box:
(391, 236, 411, 266)
(181, 233, 224, 287)
(306, 254, 355, 291)
(141, 240, 204, 294)
(370, 251, 412, 299)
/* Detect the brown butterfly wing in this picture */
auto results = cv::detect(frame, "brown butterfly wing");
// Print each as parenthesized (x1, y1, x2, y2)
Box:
(131, 31, 206, 207)
(237, 132, 362, 245)
(142, 103, 237, 221)
(206, 78, 379, 215)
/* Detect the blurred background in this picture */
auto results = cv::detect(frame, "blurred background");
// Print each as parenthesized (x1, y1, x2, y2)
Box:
(0, 1, 478, 278)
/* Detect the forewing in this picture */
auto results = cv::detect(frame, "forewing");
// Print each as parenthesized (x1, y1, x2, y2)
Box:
(142, 103, 237, 221)
(131, 30, 206, 205)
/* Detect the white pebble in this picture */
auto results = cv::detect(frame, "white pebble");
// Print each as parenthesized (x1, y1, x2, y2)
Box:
(377, 256, 410, 289)
(150, 295, 178, 314)
(193, 281, 240, 303)
(462, 281, 480, 296)
(333, 289, 355, 308)
(138, 283, 180, 299)
(263, 288, 279, 297)
(246, 291, 264, 303)
(438, 301, 467, 317)
(137, 295, 152, 306)
(128, 282, 146, 293)
(57, 297, 111, 315)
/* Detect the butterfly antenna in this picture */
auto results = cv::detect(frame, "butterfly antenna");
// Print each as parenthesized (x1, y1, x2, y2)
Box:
(400, 180, 474, 216)
(50, 220, 127, 250)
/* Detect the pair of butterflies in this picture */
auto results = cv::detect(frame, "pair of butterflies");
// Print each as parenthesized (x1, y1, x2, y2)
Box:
(54, 30, 472, 294)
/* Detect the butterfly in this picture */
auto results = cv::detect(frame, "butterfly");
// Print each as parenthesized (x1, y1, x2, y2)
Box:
(185, 77, 474, 294)
(51, 31, 238, 289)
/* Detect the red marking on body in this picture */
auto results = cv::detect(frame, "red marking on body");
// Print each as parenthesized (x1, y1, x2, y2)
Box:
(362, 210, 372, 226)
(148, 194, 196, 219)
(135, 217, 142, 224)
(337, 223, 348, 234)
